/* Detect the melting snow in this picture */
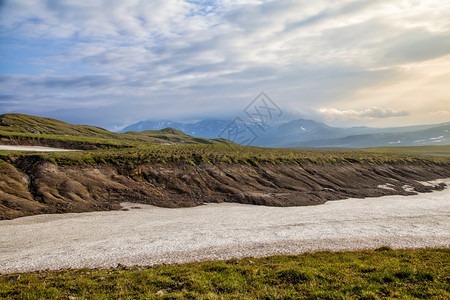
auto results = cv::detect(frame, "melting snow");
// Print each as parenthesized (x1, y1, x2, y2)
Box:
(1, 178, 449, 274)
(0, 145, 78, 152)
(377, 183, 396, 191)
(389, 140, 402, 144)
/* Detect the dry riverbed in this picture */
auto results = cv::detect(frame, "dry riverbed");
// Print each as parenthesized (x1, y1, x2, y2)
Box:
(0, 179, 449, 274)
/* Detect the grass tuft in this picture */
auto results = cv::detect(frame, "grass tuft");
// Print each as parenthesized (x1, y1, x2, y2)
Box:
(374, 246, 393, 252)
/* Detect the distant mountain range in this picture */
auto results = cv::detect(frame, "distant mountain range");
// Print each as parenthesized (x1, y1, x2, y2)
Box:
(121, 118, 450, 148)
(121, 119, 233, 140)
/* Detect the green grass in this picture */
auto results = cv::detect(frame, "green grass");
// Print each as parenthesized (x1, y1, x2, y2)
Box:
(0, 130, 140, 148)
(0, 129, 234, 149)
(0, 114, 234, 147)
(293, 145, 450, 157)
(0, 113, 119, 137)
(1, 248, 448, 299)
(1, 143, 449, 167)
(360, 145, 450, 157)
(1, 114, 449, 168)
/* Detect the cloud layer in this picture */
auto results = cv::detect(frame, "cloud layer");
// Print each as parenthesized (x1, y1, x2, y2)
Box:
(317, 107, 409, 120)
(1, 0, 449, 129)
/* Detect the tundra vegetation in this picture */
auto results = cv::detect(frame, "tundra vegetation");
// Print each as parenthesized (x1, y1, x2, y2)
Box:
(0, 248, 448, 299)
(1, 143, 450, 168)
(1, 113, 449, 167)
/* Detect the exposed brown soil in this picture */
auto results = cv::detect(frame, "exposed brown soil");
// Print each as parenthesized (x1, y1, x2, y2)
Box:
(1, 157, 449, 220)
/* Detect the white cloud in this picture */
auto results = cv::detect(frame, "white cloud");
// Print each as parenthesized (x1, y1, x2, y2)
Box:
(317, 107, 409, 121)
(0, 0, 195, 39)
(0, 0, 449, 128)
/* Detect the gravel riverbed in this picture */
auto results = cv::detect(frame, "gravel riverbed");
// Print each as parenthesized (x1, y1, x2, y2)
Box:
(1, 179, 449, 274)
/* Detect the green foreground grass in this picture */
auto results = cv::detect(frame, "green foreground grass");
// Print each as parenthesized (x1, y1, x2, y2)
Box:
(1, 248, 448, 299)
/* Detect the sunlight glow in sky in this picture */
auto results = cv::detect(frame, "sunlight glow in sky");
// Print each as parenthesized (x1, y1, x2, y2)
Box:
(0, 0, 449, 130)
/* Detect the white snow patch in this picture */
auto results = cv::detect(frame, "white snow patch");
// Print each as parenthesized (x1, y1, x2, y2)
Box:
(0, 145, 79, 152)
(389, 140, 402, 144)
(402, 185, 415, 192)
(1, 178, 449, 274)
(377, 183, 396, 191)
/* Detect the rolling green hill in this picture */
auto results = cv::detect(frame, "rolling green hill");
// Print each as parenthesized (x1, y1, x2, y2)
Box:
(0, 114, 234, 148)
(0, 113, 118, 137)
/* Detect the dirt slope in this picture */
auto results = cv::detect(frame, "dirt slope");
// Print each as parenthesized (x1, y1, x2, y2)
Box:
(1, 157, 449, 220)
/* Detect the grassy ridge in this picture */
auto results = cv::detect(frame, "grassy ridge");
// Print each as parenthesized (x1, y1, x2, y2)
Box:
(1, 114, 449, 167)
(0, 130, 139, 148)
(361, 145, 450, 157)
(293, 145, 450, 157)
(0, 114, 234, 147)
(0, 130, 232, 148)
(1, 248, 448, 299)
(1, 143, 450, 167)
(0, 113, 118, 137)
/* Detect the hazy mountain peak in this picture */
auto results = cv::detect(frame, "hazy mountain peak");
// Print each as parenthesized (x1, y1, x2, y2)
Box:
(120, 117, 450, 148)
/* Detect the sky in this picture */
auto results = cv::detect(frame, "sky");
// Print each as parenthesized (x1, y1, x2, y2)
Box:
(0, 0, 449, 131)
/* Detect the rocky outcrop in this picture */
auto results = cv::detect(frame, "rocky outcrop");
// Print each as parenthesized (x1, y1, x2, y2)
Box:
(1, 157, 449, 220)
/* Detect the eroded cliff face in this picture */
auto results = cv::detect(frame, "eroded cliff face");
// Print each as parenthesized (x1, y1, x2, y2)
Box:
(1, 157, 449, 220)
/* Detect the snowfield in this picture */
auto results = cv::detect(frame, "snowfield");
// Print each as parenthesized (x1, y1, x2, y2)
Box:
(0, 179, 449, 274)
